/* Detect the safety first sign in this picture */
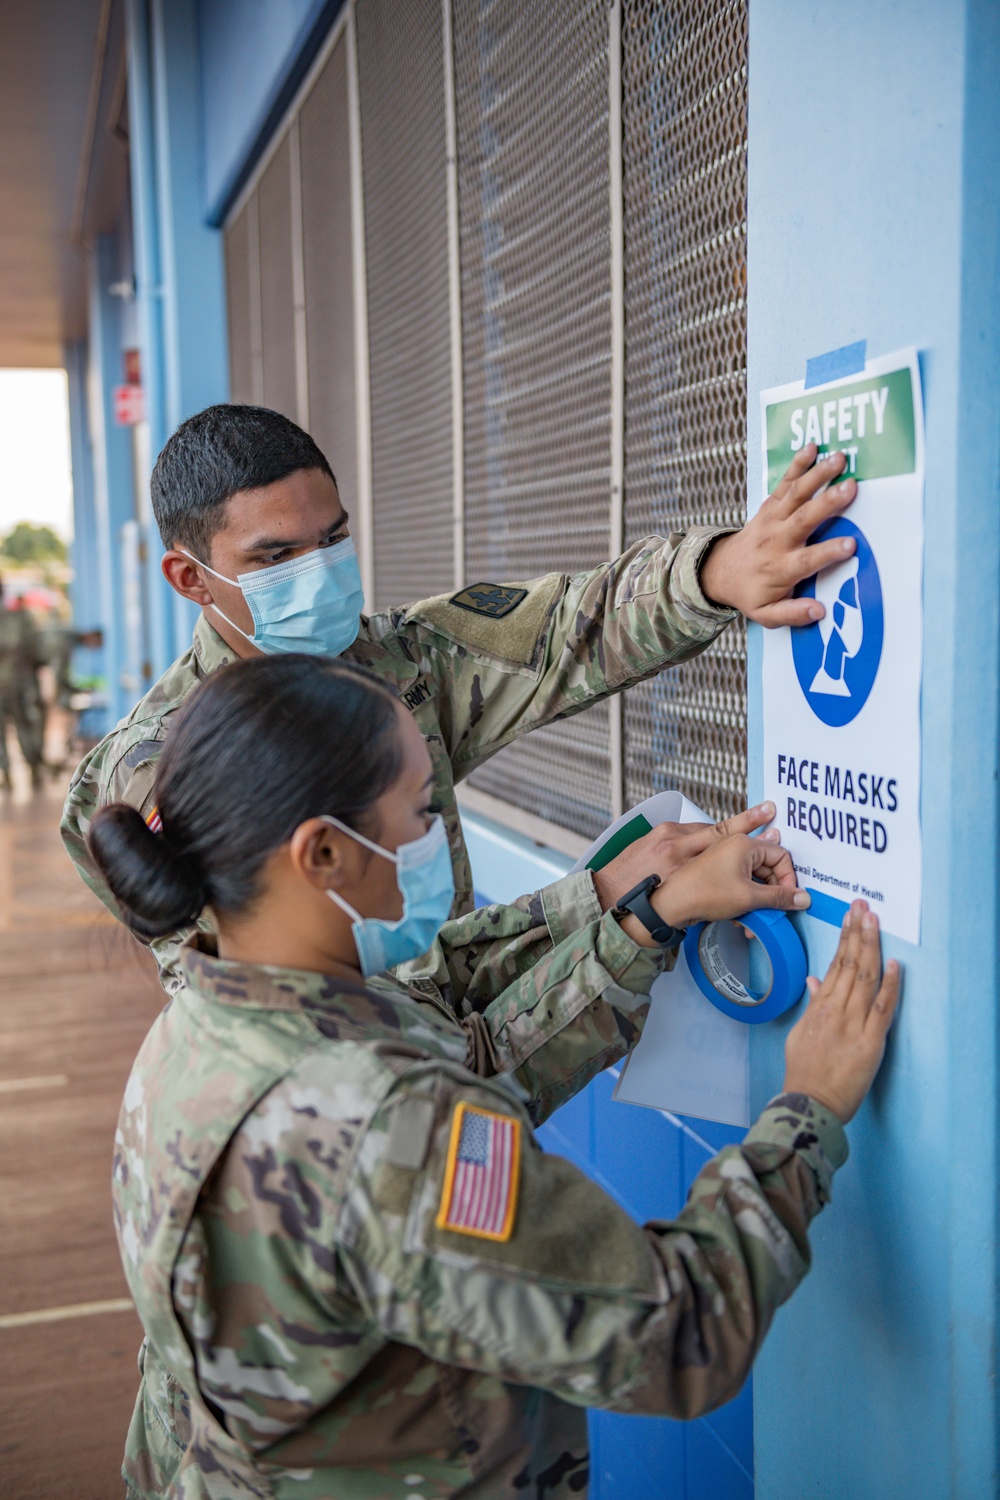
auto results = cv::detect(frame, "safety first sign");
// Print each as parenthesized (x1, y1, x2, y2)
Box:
(758, 347, 924, 944)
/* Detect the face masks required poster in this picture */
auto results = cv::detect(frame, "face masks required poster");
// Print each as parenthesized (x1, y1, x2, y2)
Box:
(758, 346, 924, 945)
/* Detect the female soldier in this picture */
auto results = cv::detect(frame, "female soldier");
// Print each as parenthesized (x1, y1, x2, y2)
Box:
(91, 655, 899, 1500)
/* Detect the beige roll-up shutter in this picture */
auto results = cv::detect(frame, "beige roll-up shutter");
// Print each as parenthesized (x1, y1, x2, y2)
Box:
(621, 0, 749, 820)
(220, 0, 750, 835)
(299, 34, 357, 510)
(256, 132, 299, 421)
(224, 202, 255, 404)
(355, 0, 454, 610)
(454, 0, 614, 841)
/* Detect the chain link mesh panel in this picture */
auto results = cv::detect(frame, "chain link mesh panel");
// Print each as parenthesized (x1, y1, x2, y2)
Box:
(454, 0, 613, 840)
(621, 0, 749, 821)
(356, 0, 454, 610)
(299, 36, 357, 513)
(224, 203, 254, 403)
(256, 132, 298, 421)
(221, 0, 749, 835)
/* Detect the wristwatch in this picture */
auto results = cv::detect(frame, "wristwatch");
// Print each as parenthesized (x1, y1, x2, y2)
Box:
(612, 874, 686, 950)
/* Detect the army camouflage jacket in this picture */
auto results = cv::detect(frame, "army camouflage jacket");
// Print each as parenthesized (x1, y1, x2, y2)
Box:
(114, 876, 847, 1500)
(61, 530, 735, 989)
(0, 606, 41, 695)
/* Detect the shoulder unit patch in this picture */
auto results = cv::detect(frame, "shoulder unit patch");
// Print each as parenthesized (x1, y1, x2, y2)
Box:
(436, 1101, 521, 1242)
(450, 583, 528, 619)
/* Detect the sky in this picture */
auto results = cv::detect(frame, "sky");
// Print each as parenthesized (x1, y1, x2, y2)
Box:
(0, 369, 74, 541)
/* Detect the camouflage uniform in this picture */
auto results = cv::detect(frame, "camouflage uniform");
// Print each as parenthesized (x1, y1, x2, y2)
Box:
(61, 531, 735, 989)
(113, 876, 847, 1499)
(0, 606, 43, 778)
(38, 621, 76, 708)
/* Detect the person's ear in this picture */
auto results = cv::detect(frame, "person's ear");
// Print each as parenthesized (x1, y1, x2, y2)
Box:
(289, 818, 360, 894)
(162, 550, 215, 606)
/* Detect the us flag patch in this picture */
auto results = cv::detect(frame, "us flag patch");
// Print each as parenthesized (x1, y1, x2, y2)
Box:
(145, 807, 163, 834)
(436, 1102, 521, 1242)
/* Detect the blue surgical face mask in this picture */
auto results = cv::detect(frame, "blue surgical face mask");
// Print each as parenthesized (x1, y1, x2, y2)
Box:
(322, 813, 455, 976)
(182, 538, 364, 658)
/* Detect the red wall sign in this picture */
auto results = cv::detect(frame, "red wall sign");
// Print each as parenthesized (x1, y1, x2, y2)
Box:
(113, 384, 145, 426)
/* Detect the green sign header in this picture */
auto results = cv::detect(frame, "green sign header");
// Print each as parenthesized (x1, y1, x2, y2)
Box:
(765, 366, 916, 492)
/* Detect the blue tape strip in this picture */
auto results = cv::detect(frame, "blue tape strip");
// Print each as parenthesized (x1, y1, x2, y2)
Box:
(804, 339, 867, 389)
(684, 908, 808, 1025)
(803, 886, 850, 928)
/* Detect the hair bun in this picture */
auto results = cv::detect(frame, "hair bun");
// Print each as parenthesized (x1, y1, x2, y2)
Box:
(88, 804, 206, 940)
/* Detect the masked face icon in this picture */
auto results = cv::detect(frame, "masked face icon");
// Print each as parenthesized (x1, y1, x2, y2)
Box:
(809, 556, 862, 697)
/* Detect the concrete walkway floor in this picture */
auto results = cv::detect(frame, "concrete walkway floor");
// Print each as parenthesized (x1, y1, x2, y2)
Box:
(0, 753, 165, 1497)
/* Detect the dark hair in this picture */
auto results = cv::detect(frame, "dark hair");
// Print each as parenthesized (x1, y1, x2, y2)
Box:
(88, 656, 401, 941)
(150, 404, 336, 556)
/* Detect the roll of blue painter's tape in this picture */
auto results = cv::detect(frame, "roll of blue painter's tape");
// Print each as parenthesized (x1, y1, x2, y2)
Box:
(683, 909, 808, 1025)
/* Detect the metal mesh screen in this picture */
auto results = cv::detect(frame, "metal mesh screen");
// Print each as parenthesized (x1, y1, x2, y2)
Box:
(257, 132, 299, 421)
(620, 0, 748, 820)
(356, 0, 454, 610)
(221, 0, 750, 836)
(299, 35, 357, 513)
(224, 203, 254, 403)
(454, 0, 613, 839)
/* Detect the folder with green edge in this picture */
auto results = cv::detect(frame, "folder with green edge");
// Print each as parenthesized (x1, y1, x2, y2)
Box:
(586, 813, 654, 873)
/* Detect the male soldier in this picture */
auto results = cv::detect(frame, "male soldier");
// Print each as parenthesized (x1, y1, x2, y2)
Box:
(62, 404, 858, 987)
(0, 579, 44, 790)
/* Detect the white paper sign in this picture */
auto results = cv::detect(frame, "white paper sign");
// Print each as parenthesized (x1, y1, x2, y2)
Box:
(759, 347, 925, 944)
(570, 792, 750, 1128)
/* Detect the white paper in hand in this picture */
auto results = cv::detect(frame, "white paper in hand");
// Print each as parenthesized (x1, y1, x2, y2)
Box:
(570, 792, 750, 1128)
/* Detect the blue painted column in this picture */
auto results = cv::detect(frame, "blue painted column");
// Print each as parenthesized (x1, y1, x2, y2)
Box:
(150, 0, 228, 655)
(747, 4, 1000, 1497)
(64, 340, 109, 733)
(87, 236, 139, 726)
(125, 0, 173, 679)
(125, 0, 229, 676)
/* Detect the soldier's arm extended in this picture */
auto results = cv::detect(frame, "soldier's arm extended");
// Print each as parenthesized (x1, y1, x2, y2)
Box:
(338, 1081, 847, 1422)
(60, 722, 200, 993)
(404, 872, 667, 1120)
(395, 528, 736, 774)
(61, 737, 164, 916)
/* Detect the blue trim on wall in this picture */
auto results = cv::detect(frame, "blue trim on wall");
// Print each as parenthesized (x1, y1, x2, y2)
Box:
(199, 0, 347, 225)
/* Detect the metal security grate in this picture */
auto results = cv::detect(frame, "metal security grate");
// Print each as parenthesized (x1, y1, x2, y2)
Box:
(620, 0, 749, 820)
(356, 0, 454, 610)
(454, 0, 613, 840)
(220, 0, 750, 837)
(224, 203, 254, 403)
(256, 132, 299, 422)
(299, 35, 357, 512)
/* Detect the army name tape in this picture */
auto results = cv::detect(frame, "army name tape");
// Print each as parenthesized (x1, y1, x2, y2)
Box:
(683, 908, 808, 1025)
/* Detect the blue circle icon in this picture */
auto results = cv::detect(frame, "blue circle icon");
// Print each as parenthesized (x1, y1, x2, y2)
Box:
(791, 518, 883, 727)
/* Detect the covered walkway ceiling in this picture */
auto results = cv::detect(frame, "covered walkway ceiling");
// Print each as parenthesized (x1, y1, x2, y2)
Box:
(0, 0, 128, 367)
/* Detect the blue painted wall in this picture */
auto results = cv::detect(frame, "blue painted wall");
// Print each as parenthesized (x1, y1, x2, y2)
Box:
(86, 233, 142, 728)
(197, 0, 345, 221)
(747, 3, 1000, 1496)
(464, 810, 753, 1498)
(125, 0, 229, 680)
(64, 340, 108, 732)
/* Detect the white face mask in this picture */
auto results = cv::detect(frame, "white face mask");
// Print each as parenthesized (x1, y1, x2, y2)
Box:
(322, 813, 455, 976)
(181, 539, 364, 657)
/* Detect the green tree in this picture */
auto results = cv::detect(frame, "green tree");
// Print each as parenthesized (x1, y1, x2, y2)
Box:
(1, 522, 67, 564)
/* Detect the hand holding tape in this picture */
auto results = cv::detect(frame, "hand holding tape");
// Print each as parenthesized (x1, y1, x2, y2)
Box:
(572, 792, 808, 1125)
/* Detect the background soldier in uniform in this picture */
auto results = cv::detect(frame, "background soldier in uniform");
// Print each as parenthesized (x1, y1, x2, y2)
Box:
(0, 576, 44, 790)
(62, 403, 860, 987)
(89, 655, 900, 1500)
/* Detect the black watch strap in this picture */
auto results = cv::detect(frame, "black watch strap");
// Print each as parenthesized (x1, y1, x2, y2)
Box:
(612, 874, 686, 950)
